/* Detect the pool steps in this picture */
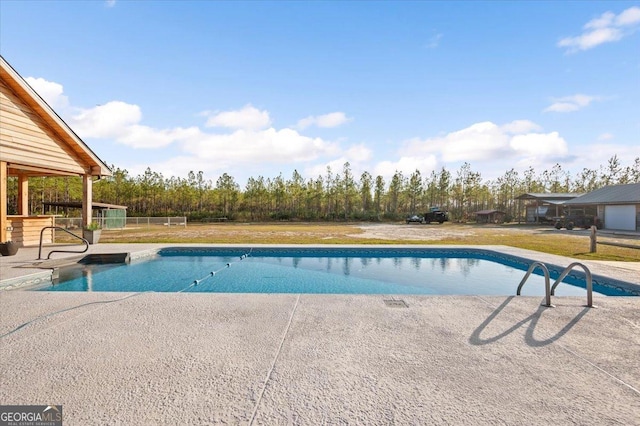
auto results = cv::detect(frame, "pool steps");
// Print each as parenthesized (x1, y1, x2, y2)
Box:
(78, 253, 131, 265)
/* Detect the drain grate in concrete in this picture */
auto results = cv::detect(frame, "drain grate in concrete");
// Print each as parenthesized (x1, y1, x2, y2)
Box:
(383, 299, 408, 308)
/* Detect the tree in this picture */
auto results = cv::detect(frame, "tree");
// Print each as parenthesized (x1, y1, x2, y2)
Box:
(601, 155, 622, 185)
(406, 170, 423, 214)
(496, 168, 519, 219)
(341, 162, 356, 219)
(359, 171, 373, 218)
(437, 167, 451, 209)
(387, 171, 404, 217)
(216, 173, 239, 217)
(374, 175, 385, 217)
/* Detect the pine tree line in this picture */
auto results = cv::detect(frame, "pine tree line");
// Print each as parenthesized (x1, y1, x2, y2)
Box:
(6, 156, 639, 222)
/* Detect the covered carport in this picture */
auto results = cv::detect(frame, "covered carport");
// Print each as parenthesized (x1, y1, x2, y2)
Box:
(515, 193, 581, 223)
(1, 56, 111, 246)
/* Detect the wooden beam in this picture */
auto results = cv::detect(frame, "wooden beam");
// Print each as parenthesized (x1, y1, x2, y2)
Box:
(0, 161, 7, 242)
(7, 163, 80, 177)
(82, 174, 92, 228)
(17, 174, 28, 215)
(598, 241, 640, 250)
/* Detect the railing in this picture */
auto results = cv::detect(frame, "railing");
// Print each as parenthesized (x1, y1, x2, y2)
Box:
(516, 262, 553, 307)
(550, 262, 594, 308)
(38, 226, 89, 260)
(589, 225, 640, 253)
(516, 261, 595, 308)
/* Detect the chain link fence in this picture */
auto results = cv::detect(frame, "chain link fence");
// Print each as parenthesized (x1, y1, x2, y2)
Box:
(54, 217, 187, 229)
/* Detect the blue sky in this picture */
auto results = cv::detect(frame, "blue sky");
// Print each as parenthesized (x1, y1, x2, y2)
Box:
(1, 1, 639, 186)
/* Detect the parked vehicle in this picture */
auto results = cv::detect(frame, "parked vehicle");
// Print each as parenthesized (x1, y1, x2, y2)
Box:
(423, 208, 449, 224)
(406, 215, 424, 224)
(554, 214, 602, 230)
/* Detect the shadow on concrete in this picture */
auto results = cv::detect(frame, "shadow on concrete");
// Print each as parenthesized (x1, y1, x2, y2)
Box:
(469, 296, 590, 347)
(0, 293, 145, 340)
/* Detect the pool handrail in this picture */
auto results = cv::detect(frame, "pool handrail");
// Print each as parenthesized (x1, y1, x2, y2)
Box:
(550, 262, 594, 308)
(516, 261, 553, 307)
(38, 226, 89, 260)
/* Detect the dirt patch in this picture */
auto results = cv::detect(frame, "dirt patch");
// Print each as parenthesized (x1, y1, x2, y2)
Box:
(350, 223, 479, 241)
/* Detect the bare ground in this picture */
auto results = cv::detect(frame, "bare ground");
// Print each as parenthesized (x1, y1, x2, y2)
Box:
(351, 223, 485, 240)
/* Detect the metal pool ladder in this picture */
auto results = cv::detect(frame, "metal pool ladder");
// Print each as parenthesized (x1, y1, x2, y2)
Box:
(516, 261, 594, 308)
(551, 262, 594, 308)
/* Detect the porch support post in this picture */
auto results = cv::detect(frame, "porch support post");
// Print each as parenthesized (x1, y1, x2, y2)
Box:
(18, 174, 29, 215)
(82, 174, 93, 228)
(0, 162, 7, 242)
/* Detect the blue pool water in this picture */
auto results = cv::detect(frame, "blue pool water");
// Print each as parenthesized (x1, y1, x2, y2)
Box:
(37, 248, 637, 296)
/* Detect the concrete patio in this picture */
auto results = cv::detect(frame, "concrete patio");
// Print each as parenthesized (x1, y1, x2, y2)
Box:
(1, 244, 639, 424)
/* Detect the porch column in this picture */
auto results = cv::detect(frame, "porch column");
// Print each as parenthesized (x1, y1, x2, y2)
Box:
(82, 174, 93, 228)
(17, 174, 29, 215)
(0, 162, 6, 242)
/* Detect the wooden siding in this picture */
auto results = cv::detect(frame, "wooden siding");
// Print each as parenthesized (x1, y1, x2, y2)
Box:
(7, 216, 54, 246)
(0, 79, 86, 175)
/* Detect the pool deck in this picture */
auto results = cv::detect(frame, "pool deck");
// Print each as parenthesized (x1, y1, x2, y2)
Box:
(1, 244, 639, 424)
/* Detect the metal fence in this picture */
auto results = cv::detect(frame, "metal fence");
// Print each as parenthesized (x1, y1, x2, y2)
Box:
(126, 217, 187, 228)
(54, 216, 187, 229)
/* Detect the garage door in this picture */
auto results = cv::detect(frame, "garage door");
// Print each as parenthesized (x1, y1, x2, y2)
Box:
(604, 205, 636, 231)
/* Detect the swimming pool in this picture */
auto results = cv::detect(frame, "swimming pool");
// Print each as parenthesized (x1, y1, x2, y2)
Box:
(37, 247, 638, 296)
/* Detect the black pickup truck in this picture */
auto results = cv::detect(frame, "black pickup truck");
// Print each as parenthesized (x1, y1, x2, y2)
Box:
(423, 208, 449, 224)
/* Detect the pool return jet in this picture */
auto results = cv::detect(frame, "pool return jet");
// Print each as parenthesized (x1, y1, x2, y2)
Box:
(178, 248, 253, 293)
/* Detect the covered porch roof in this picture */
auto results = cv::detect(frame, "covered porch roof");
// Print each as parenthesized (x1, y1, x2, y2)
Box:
(1, 55, 113, 243)
(1, 56, 111, 178)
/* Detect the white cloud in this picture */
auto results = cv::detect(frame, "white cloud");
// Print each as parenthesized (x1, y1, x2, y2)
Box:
(344, 144, 373, 162)
(584, 11, 615, 30)
(297, 112, 352, 129)
(510, 132, 569, 158)
(398, 120, 570, 176)
(616, 6, 640, 26)
(204, 104, 271, 130)
(68, 101, 199, 149)
(25, 77, 69, 109)
(558, 6, 640, 52)
(105, 0, 116, 7)
(403, 121, 511, 162)
(543, 94, 597, 113)
(180, 127, 339, 168)
(70, 101, 141, 139)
